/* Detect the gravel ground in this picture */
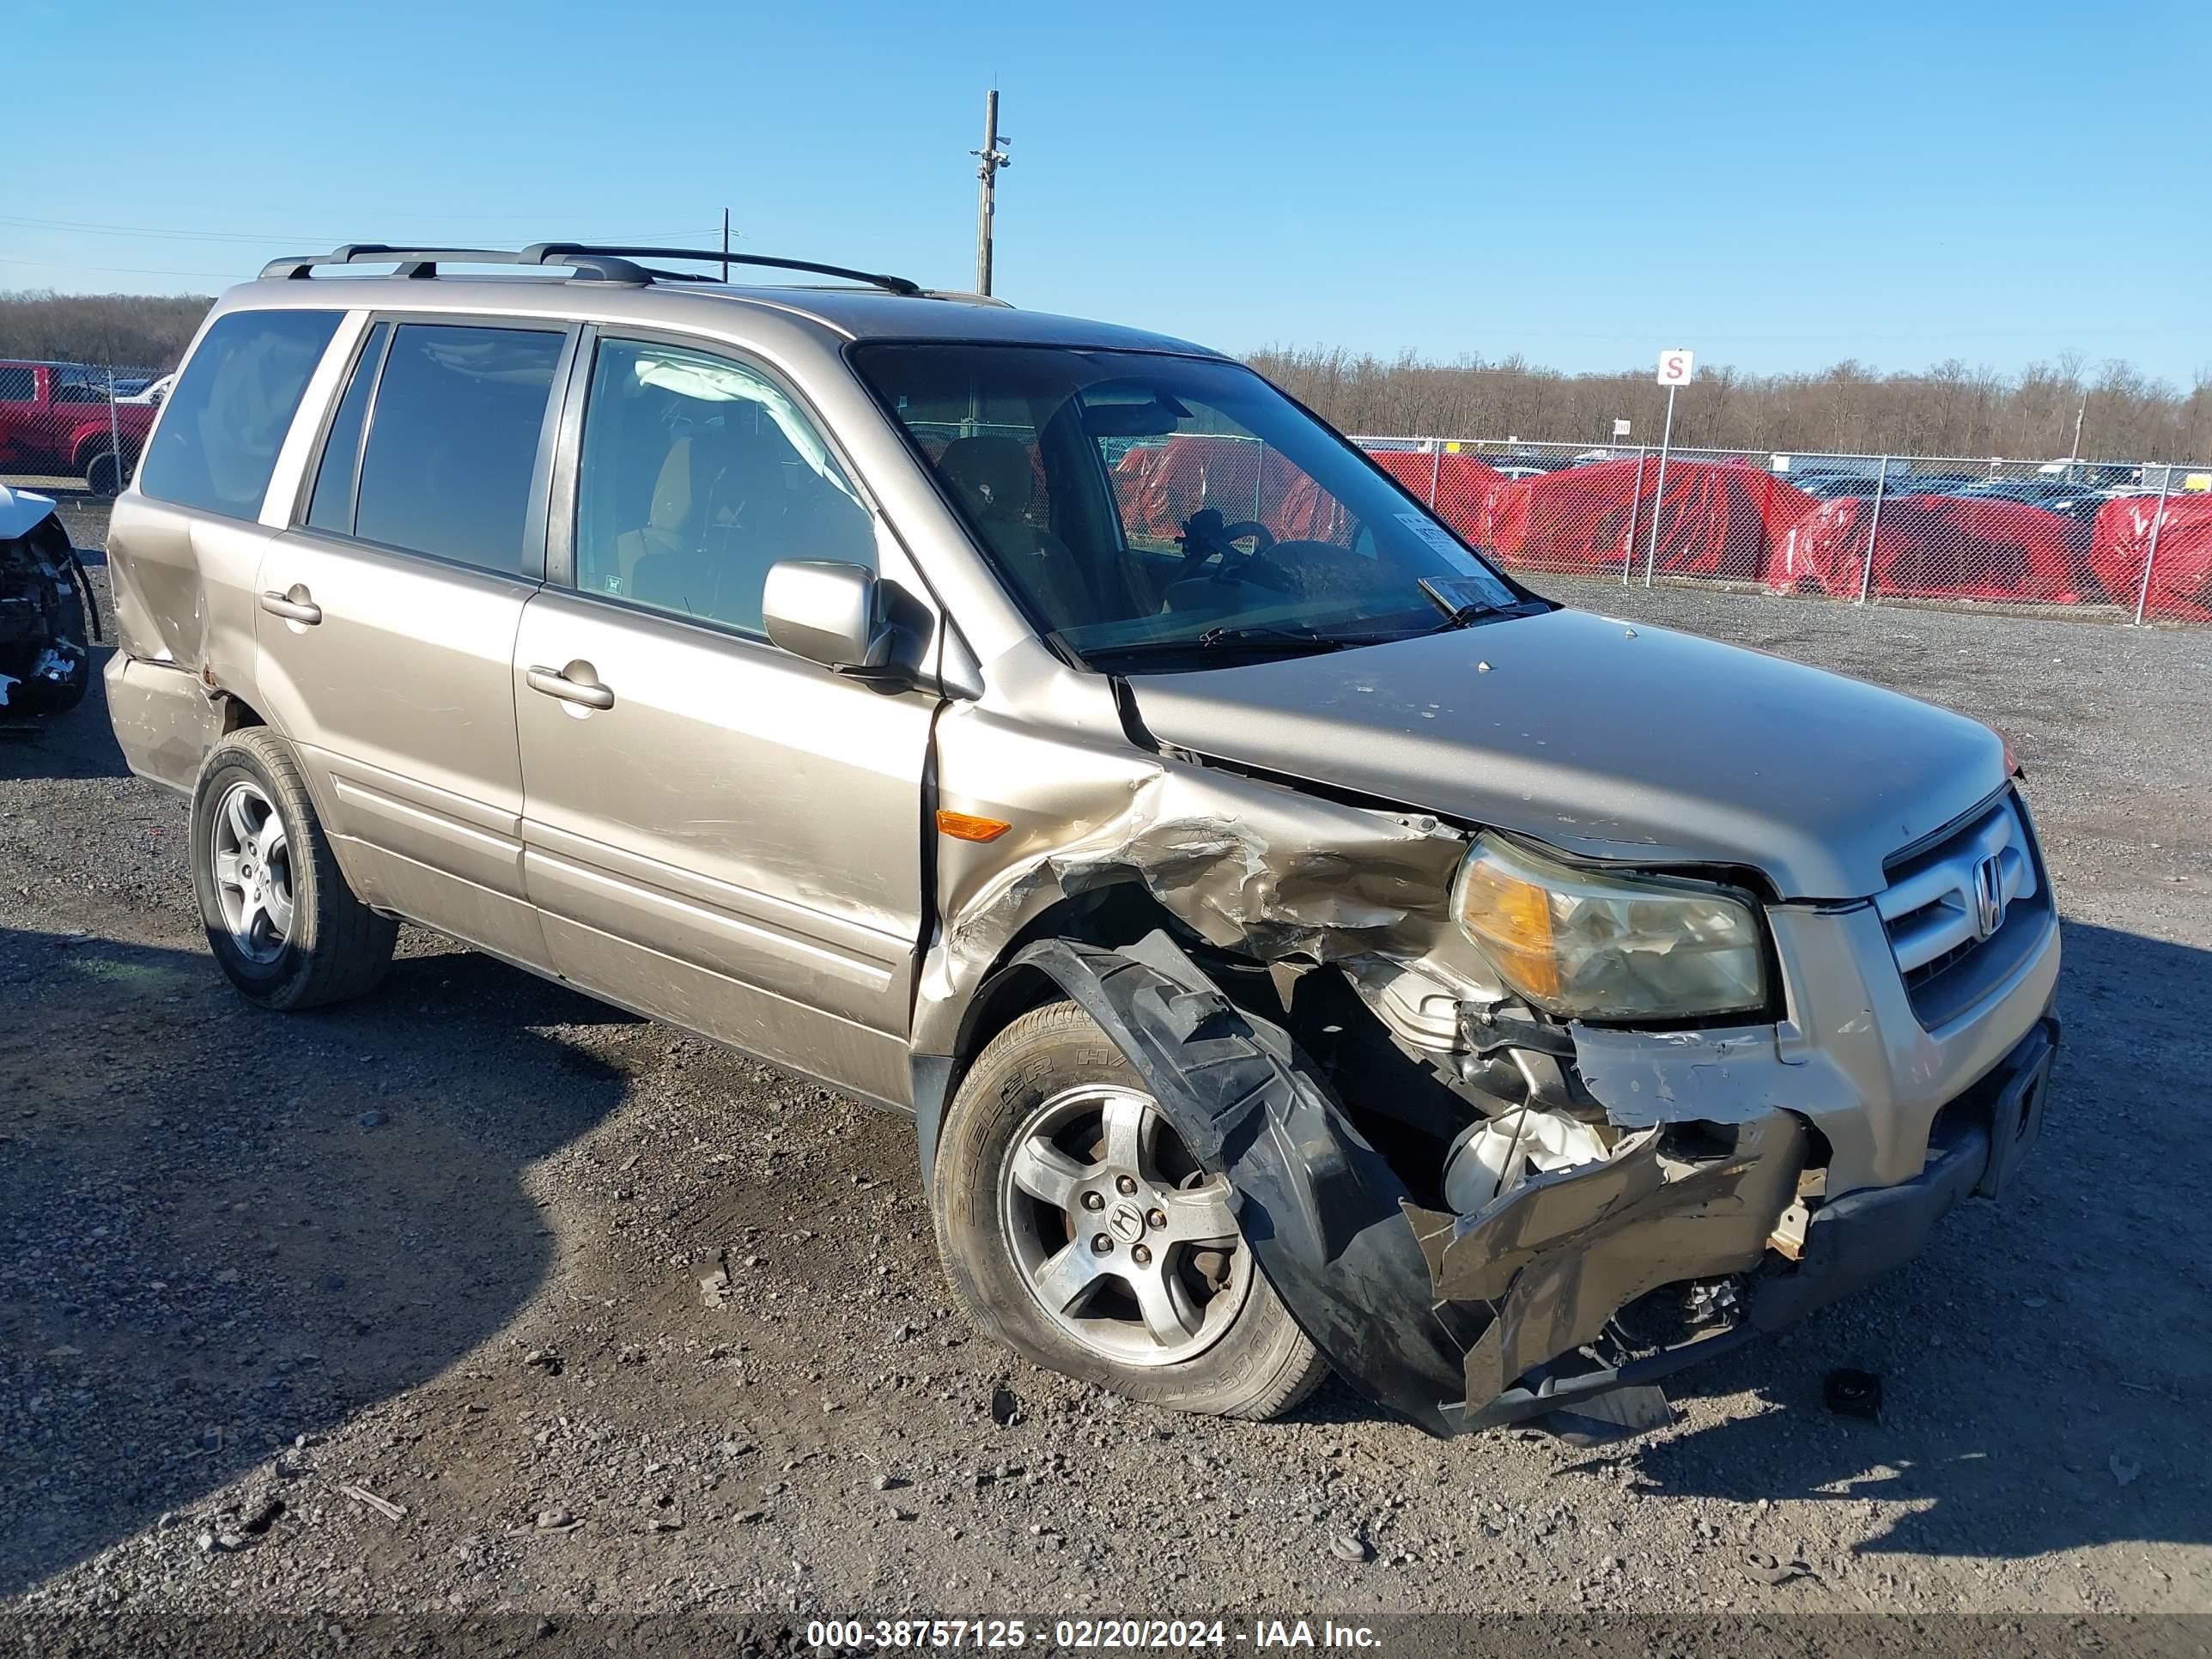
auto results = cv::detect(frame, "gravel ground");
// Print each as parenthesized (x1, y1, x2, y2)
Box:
(3, 522, 2209, 1628)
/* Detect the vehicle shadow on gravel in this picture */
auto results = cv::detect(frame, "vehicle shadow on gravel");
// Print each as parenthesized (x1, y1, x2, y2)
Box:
(1620, 919, 2212, 1566)
(0, 922, 636, 1597)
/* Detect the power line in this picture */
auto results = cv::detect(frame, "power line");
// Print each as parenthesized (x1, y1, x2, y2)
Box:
(0, 214, 725, 247)
(0, 254, 246, 281)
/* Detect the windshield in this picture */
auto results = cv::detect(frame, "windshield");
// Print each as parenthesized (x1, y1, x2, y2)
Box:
(852, 343, 1528, 670)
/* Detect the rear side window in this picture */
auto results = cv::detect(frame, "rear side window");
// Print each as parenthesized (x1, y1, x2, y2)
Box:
(0, 366, 37, 401)
(305, 323, 389, 534)
(138, 309, 343, 520)
(352, 323, 565, 576)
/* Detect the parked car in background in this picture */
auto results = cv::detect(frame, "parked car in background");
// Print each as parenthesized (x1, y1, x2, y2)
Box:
(1790, 472, 1887, 500)
(1944, 477, 2107, 519)
(118, 372, 176, 407)
(0, 483, 96, 720)
(0, 360, 161, 494)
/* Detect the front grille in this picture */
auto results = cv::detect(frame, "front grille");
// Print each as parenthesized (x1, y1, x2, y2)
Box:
(1876, 791, 2051, 1029)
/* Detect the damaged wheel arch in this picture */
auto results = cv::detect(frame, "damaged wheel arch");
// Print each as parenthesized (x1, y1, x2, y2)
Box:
(949, 927, 1474, 1437)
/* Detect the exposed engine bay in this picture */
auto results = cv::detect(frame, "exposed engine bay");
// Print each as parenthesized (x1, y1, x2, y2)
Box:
(0, 485, 97, 723)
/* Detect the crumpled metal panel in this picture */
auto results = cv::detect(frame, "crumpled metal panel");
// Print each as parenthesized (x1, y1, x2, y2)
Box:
(1406, 1111, 1805, 1411)
(1567, 1022, 1790, 1127)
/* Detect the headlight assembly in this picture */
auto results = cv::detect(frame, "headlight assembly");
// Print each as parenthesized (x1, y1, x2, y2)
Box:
(1454, 834, 1767, 1021)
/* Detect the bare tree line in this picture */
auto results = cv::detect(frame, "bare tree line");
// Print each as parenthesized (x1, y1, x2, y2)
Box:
(0, 291, 215, 373)
(1249, 346, 2212, 464)
(6, 289, 2204, 465)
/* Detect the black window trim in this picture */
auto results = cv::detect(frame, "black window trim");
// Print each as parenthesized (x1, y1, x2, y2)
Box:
(289, 318, 392, 534)
(288, 309, 580, 586)
(544, 322, 887, 650)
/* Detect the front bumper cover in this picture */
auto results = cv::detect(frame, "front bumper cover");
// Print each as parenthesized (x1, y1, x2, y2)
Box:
(991, 932, 2057, 1439)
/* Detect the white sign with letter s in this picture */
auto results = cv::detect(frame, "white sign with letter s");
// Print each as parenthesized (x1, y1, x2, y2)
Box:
(1656, 349, 1696, 386)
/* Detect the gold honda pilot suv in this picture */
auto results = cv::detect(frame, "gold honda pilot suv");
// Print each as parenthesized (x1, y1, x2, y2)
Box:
(103, 243, 2059, 1439)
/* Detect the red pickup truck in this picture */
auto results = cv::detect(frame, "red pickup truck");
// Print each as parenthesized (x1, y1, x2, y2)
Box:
(0, 361, 161, 495)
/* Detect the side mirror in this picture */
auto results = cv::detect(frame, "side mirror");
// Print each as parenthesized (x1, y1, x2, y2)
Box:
(762, 560, 900, 678)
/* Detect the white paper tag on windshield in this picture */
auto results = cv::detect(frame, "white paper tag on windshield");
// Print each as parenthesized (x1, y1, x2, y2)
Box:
(1395, 512, 1470, 560)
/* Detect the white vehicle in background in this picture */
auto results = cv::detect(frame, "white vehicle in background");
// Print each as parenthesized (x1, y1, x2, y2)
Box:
(118, 372, 175, 407)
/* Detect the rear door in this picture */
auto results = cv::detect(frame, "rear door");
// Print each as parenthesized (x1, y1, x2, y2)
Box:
(255, 316, 575, 969)
(513, 329, 938, 1106)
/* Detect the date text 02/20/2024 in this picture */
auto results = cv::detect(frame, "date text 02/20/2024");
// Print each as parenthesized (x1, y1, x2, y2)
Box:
(802, 1620, 1382, 1650)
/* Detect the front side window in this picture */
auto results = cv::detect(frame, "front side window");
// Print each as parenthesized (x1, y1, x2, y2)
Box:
(352, 323, 565, 575)
(854, 343, 1524, 671)
(0, 366, 35, 402)
(137, 309, 343, 520)
(572, 337, 872, 635)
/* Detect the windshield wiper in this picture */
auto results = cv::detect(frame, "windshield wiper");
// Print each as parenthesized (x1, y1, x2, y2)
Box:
(1418, 575, 1522, 629)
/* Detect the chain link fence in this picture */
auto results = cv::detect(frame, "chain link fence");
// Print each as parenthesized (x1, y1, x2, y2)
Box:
(11, 372, 2209, 625)
(1353, 435, 2212, 625)
(0, 358, 169, 500)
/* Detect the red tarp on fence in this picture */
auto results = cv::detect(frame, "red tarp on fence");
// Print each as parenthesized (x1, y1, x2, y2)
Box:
(2087, 493, 2212, 621)
(1775, 494, 2089, 604)
(1113, 436, 1358, 545)
(1363, 449, 1510, 546)
(1480, 458, 1814, 580)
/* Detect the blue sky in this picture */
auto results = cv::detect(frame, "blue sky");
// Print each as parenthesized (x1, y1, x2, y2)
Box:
(9, 0, 2205, 380)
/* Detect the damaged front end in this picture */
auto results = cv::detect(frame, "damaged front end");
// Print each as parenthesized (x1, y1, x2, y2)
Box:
(0, 487, 98, 724)
(924, 692, 2057, 1441)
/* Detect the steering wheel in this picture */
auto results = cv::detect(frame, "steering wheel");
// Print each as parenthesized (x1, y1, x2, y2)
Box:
(1171, 509, 1297, 594)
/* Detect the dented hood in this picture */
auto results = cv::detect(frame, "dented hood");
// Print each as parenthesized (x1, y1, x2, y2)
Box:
(1127, 606, 2006, 900)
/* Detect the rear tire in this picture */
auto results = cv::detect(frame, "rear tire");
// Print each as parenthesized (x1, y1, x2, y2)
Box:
(190, 728, 396, 1010)
(85, 449, 125, 497)
(933, 1000, 1328, 1422)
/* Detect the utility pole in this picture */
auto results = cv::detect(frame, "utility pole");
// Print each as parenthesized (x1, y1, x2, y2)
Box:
(973, 88, 1010, 296)
(721, 207, 731, 283)
(2068, 397, 2086, 480)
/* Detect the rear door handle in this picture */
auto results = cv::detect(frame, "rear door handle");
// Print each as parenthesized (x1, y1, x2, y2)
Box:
(526, 664, 615, 710)
(260, 589, 322, 625)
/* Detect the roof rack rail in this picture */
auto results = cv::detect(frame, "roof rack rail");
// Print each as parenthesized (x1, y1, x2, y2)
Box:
(259, 243, 923, 296)
(260, 245, 654, 283)
(520, 244, 923, 296)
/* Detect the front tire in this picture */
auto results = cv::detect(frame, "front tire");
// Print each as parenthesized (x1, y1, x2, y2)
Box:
(933, 1000, 1328, 1421)
(190, 729, 396, 1010)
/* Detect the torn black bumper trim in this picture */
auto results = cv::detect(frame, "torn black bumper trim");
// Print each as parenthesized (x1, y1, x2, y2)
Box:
(1000, 931, 1472, 1437)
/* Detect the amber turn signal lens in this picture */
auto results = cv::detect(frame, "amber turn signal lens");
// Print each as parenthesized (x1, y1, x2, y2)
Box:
(1456, 858, 1563, 1001)
(936, 810, 1012, 843)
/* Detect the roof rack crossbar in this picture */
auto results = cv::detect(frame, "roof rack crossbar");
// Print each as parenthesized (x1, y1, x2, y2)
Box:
(519, 244, 923, 296)
(259, 243, 924, 296)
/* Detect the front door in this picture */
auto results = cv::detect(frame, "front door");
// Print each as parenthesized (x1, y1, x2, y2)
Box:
(514, 332, 937, 1106)
(255, 317, 574, 969)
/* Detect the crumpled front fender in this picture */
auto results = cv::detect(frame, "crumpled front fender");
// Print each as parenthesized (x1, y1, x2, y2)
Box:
(998, 931, 1470, 1437)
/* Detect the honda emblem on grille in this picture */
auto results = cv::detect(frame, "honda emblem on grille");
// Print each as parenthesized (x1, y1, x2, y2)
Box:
(1972, 853, 2007, 940)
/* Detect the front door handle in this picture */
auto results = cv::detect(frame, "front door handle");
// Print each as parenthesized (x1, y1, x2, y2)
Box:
(526, 664, 615, 710)
(260, 588, 322, 625)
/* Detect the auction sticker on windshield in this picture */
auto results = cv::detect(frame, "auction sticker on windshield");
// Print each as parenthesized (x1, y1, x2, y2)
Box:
(1395, 512, 1471, 559)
